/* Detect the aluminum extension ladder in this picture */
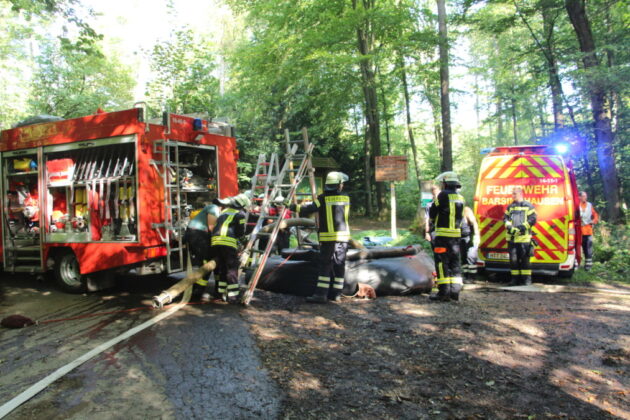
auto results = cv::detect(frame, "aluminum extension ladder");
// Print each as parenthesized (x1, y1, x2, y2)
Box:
(239, 137, 316, 305)
(150, 139, 186, 273)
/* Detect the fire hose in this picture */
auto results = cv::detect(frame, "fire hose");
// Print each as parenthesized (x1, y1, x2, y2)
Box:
(152, 259, 217, 309)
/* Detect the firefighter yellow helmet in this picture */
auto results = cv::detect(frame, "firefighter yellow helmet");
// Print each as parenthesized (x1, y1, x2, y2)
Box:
(325, 171, 349, 185)
(435, 171, 461, 186)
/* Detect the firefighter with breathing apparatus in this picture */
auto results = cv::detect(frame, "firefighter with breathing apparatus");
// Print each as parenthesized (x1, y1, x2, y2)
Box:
(429, 171, 465, 302)
(293, 171, 351, 303)
(503, 186, 537, 286)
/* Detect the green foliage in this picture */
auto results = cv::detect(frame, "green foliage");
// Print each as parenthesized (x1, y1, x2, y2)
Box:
(350, 227, 431, 254)
(28, 39, 134, 118)
(145, 29, 220, 118)
(571, 221, 630, 283)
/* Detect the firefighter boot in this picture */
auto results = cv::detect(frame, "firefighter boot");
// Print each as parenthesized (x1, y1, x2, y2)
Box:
(507, 274, 521, 287)
(522, 276, 532, 286)
(306, 289, 328, 304)
(429, 284, 451, 302)
(450, 284, 462, 301)
(328, 293, 342, 303)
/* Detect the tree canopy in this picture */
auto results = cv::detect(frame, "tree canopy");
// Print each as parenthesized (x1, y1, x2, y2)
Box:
(0, 0, 627, 221)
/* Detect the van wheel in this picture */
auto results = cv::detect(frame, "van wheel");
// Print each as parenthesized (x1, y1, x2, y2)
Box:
(54, 251, 86, 293)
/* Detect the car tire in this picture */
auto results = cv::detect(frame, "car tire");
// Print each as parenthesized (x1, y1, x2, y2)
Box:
(54, 251, 86, 293)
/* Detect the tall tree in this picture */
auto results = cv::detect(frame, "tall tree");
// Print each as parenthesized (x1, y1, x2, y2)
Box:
(29, 40, 134, 118)
(352, 0, 384, 216)
(436, 0, 453, 171)
(565, 0, 624, 222)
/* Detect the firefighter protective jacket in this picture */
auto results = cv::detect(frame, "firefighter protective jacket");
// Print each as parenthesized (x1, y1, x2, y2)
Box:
(211, 208, 246, 249)
(429, 189, 465, 238)
(503, 200, 537, 243)
(297, 190, 350, 242)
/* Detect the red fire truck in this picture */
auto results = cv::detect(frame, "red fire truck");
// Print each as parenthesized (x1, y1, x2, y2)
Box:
(0, 105, 239, 292)
(473, 145, 581, 278)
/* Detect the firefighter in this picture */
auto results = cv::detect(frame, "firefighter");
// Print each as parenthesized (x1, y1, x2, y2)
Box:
(578, 191, 599, 271)
(460, 206, 480, 283)
(184, 201, 220, 295)
(429, 172, 465, 302)
(504, 187, 537, 286)
(293, 171, 350, 303)
(211, 193, 250, 304)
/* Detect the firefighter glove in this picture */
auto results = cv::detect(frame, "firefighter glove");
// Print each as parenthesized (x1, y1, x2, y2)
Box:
(509, 227, 519, 235)
(518, 225, 527, 234)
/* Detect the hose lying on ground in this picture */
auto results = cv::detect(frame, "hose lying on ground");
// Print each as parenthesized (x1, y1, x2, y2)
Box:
(152, 260, 217, 309)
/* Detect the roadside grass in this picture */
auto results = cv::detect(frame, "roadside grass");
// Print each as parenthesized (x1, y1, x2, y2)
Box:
(351, 228, 432, 253)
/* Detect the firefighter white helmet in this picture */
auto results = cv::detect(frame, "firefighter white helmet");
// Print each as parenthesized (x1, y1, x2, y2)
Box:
(435, 171, 461, 186)
(325, 171, 349, 185)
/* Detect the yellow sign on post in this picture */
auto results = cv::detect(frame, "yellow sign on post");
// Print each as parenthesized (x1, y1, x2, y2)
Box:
(375, 156, 408, 239)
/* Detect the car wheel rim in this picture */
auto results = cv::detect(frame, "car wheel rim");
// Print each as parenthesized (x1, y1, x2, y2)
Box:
(60, 255, 82, 287)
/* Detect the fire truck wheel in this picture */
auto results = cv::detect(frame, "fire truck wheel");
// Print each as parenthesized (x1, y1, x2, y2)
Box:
(54, 251, 86, 293)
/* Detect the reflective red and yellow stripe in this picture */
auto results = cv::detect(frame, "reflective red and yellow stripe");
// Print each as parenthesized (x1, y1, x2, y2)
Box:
(479, 216, 568, 263)
(480, 155, 564, 180)
(531, 216, 568, 263)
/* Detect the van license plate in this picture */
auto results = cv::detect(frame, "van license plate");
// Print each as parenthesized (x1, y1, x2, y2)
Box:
(487, 252, 509, 260)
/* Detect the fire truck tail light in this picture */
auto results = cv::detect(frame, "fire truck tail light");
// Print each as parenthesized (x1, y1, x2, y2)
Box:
(145, 247, 167, 259)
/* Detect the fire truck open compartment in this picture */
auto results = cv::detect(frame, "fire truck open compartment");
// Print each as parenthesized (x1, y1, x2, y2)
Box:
(0, 108, 238, 292)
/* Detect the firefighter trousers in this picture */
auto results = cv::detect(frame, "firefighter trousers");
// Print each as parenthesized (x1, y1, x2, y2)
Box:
(314, 241, 348, 299)
(185, 228, 216, 288)
(460, 236, 478, 280)
(433, 236, 463, 299)
(213, 245, 240, 302)
(581, 235, 593, 270)
(508, 241, 532, 284)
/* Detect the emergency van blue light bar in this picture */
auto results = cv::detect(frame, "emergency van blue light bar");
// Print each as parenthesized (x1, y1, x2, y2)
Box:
(554, 144, 569, 154)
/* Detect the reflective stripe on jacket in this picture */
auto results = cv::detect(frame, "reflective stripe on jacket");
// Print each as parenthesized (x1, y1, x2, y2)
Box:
(503, 200, 537, 243)
(429, 190, 465, 238)
(211, 208, 246, 249)
(297, 191, 350, 242)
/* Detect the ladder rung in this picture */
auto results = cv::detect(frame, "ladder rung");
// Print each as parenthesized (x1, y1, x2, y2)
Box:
(256, 232, 271, 236)
(276, 184, 293, 188)
(291, 154, 306, 159)
(288, 140, 304, 144)
(255, 174, 268, 177)
(296, 193, 313, 196)
(259, 162, 270, 166)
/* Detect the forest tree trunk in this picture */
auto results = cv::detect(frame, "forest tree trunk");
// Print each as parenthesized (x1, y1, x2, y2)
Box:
(565, 0, 623, 222)
(437, 0, 452, 171)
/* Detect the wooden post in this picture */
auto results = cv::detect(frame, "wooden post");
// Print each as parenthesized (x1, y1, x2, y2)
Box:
(390, 182, 397, 239)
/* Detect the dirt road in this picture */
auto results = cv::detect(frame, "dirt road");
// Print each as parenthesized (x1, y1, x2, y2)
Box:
(243, 285, 629, 419)
(1, 273, 628, 419)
